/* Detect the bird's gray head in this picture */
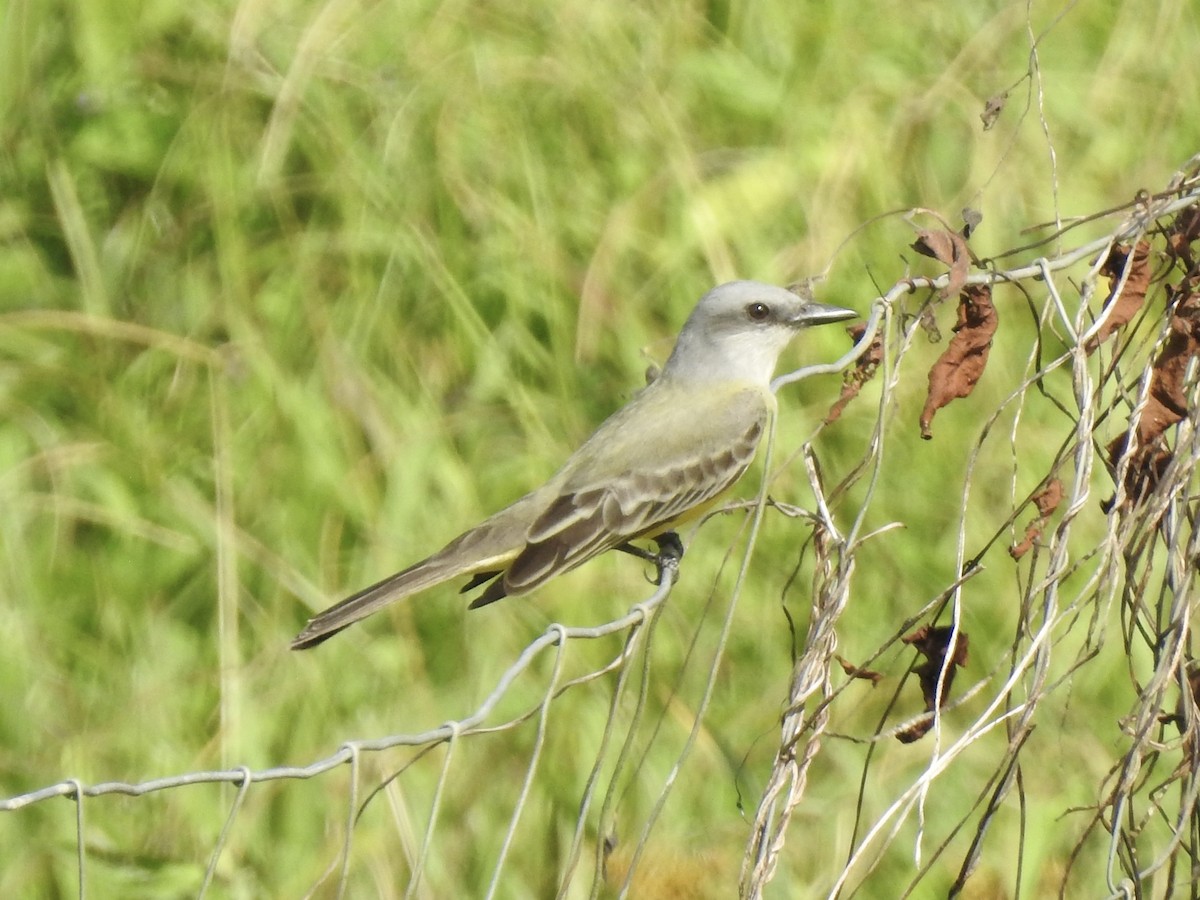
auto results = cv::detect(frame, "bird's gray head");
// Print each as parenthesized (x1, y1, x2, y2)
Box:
(662, 281, 856, 385)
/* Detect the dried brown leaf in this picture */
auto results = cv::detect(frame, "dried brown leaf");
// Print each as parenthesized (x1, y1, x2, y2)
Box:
(919, 285, 998, 439)
(1102, 437, 1172, 514)
(1125, 283, 1200, 441)
(912, 228, 971, 299)
(835, 654, 884, 685)
(1009, 478, 1064, 559)
(1167, 206, 1200, 269)
(1008, 534, 1035, 561)
(896, 624, 969, 744)
(1148, 281, 1200, 429)
(1086, 241, 1152, 351)
(1104, 282, 1200, 508)
(825, 323, 883, 425)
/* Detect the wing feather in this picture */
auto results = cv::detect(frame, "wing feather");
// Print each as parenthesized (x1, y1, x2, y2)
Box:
(503, 412, 764, 595)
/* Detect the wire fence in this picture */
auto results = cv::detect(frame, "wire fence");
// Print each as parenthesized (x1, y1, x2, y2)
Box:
(6, 157, 1200, 898)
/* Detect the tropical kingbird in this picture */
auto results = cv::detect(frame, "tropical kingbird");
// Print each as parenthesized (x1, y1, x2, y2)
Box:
(291, 280, 854, 649)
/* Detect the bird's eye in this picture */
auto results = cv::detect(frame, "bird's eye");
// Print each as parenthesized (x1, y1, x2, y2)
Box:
(746, 302, 771, 321)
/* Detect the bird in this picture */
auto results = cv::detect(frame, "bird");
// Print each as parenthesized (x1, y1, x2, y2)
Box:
(291, 281, 855, 649)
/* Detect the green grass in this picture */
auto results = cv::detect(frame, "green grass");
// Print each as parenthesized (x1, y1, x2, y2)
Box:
(2, 0, 1199, 896)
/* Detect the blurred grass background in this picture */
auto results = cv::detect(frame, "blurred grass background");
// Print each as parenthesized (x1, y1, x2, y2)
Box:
(1, 0, 1198, 896)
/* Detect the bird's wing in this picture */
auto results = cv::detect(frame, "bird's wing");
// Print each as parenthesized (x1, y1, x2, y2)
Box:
(481, 383, 770, 602)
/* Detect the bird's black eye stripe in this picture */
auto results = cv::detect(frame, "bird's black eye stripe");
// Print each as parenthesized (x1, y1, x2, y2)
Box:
(746, 302, 771, 321)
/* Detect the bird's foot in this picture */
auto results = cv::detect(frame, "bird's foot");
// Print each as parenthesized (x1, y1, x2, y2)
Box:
(652, 531, 683, 586)
(617, 532, 683, 585)
(653, 531, 684, 563)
